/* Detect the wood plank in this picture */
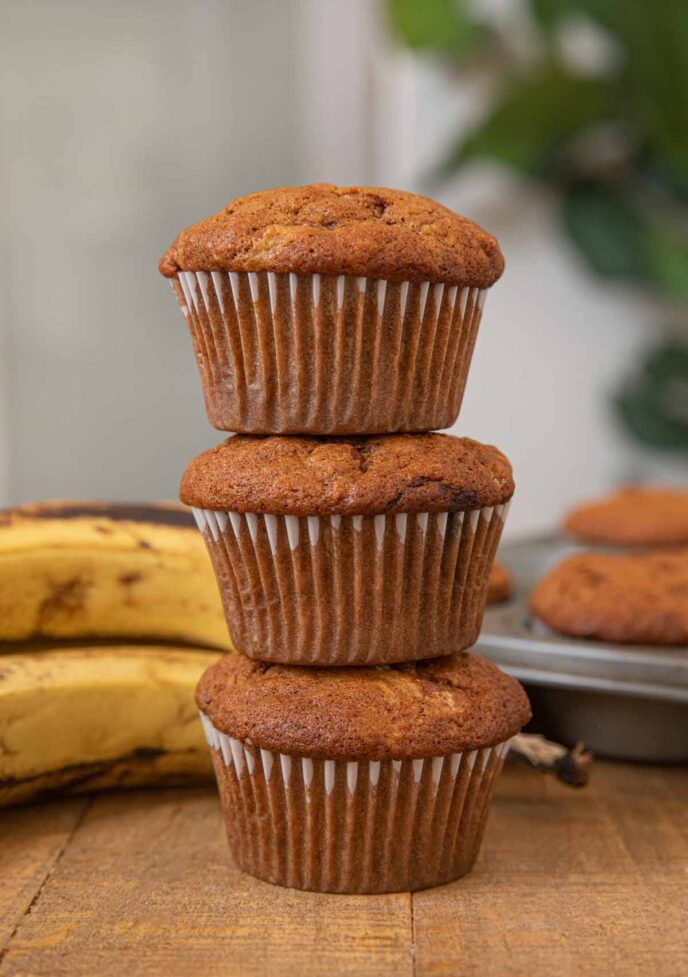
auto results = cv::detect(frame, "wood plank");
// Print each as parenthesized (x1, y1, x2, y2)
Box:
(594, 763, 688, 880)
(413, 877, 687, 977)
(412, 763, 688, 977)
(0, 797, 89, 952)
(0, 788, 413, 977)
(2, 764, 686, 977)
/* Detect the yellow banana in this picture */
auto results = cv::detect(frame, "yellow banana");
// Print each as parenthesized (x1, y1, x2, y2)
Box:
(0, 501, 230, 650)
(0, 645, 219, 807)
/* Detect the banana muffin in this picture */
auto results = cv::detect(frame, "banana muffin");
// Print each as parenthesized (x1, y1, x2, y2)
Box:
(197, 650, 530, 892)
(530, 549, 688, 645)
(182, 432, 515, 665)
(564, 486, 688, 547)
(487, 561, 512, 604)
(160, 183, 504, 434)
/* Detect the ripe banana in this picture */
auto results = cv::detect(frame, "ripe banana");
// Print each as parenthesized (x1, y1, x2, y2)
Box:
(0, 645, 220, 808)
(0, 501, 230, 650)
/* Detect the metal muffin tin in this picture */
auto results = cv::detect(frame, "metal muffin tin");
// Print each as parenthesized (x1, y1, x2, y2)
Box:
(476, 535, 688, 763)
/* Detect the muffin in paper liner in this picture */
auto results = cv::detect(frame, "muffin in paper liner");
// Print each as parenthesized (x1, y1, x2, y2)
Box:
(192, 501, 509, 666)
(171, 270, 486, 434)
(199, 711, 511, 894)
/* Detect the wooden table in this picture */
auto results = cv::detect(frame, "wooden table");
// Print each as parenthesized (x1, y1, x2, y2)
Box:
(1, 762, 686, 977)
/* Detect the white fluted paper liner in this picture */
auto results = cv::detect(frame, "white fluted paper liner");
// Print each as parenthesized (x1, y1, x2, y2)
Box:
(200, 711, 511, 893)
(172, 270, 487, 434)
(192, 502, 510, 665)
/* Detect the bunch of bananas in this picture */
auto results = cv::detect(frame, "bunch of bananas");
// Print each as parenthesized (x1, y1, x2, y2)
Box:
(0, 501, 231, 807)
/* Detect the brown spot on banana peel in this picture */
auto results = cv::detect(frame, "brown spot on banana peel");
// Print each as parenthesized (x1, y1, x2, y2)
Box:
(0, 734, 18, 758)
(37, 577, 91, 628)
(118, 572, 144, 586)
(0, 502, 196, 528)
(0, 747, 213, 807)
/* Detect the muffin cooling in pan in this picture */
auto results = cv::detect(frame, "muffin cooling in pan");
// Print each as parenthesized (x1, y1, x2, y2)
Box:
(563, 485, 688, 548)
(530, 549, 688, 645)
(487, 561, 512, 605)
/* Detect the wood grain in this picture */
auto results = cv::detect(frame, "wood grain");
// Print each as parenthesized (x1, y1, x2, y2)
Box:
(0, 797, 89, 951)
(0, 788, 412, 977)
(413, 764, 688, 977)
(0, 764, 686, 977)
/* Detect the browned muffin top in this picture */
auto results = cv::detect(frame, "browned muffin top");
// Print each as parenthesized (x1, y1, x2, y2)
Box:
(196, 652, 530, 759)
(530, 550, 688, 645)
(180, 433, 514, 516)
(159, 183, 504, 287)
(564, 486, 688, 547)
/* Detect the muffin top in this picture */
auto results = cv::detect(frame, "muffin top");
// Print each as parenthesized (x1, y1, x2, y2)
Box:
(180, 433, 514, 516)
(159, 183, 504, 287)
(196, 652, 530, 759)
(564, 486, 688, 547)
(530, 550, 688, 645)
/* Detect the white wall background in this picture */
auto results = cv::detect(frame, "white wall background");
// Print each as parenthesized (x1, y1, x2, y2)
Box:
(1, 0, 683, 535)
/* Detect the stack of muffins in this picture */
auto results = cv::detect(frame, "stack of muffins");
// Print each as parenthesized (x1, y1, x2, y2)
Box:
(160, 184, 530, 893)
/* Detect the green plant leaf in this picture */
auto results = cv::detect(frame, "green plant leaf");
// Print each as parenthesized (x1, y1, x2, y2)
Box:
(528, 2, 688, 175)
(529, 0, 576, 31)
(446, 66, 620, 175)
(642, 157, 688, 207)
(615, 341, 688, 451)
(607, 3, 688, 173)
(562, 183, 688, 303)
(529, 0, 617, 30)
(386, 0, 487, 56)
(562, 184, 651, 282)
(646, 225, 688, 306)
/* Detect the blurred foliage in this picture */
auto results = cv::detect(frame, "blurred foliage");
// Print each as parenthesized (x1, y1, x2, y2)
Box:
(616, 342, 688, 449)
(387, 0, 688, 451)
(387, 0, 488, 56)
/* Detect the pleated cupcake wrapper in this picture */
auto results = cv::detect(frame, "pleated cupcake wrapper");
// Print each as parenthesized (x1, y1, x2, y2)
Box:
(199, 712, 511, 893)
(193, 502, 509, 665)
(172, 270, 486, 434)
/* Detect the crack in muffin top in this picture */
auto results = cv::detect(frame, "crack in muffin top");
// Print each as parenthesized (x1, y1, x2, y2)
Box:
(196, 652, 530, 759)
(180, 433, 514, 516)
(159, 183, 504, 287)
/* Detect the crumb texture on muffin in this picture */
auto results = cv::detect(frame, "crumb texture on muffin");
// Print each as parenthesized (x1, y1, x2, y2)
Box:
(180, 433, 514, 515)
(564, 486, 688, 547)
(196, 651, 530, 759)
(530, 550, 688, 645)
(487, 561, 512, 604)
(159, 183, 504, 287)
